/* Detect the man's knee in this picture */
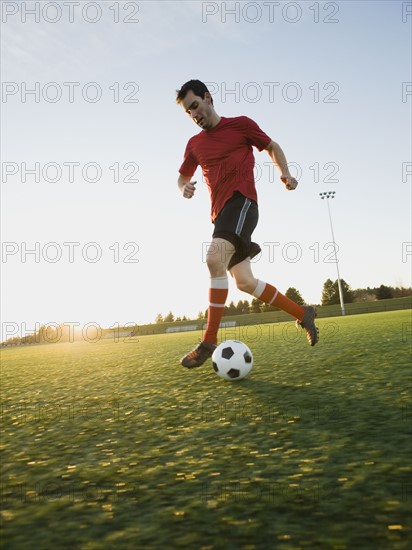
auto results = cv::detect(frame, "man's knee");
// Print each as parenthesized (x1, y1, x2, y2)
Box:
(206, 251, 227, 276)
(206, 240, 234, 275)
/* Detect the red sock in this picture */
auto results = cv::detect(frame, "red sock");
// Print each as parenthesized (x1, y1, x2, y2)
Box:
(252, 280, 305, 321)
(203, 276, 229, 345)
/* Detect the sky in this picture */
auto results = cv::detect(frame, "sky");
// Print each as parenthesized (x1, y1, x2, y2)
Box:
(1, 0, 411, 339)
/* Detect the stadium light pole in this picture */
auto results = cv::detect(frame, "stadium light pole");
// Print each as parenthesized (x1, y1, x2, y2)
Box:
(319, 191, 345, 316)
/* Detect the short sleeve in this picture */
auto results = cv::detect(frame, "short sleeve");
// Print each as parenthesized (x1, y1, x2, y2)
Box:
(243, 116, 271, 152)
(179, 140, 198, 177)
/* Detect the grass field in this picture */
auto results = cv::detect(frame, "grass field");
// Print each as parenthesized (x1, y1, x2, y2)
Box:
(1, 310, 411, 549)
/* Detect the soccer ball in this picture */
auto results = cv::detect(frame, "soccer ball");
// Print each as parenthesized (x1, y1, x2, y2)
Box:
(212, 340, 253, 381)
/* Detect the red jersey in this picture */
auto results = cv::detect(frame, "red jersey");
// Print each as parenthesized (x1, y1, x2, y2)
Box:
(179, 116, 271, 221)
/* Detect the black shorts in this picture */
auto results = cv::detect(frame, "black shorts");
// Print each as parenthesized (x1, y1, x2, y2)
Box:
(212, 191, 261, 270)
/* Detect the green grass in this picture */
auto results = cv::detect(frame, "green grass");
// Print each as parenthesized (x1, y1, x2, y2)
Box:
(1, 310, 411, 549)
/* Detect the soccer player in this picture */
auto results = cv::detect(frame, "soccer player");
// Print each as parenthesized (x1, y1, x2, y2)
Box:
(176, 80, 318, 368)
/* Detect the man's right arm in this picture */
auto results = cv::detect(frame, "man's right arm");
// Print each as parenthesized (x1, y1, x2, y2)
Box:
(178, 173, 196, 199)
(265, 140, 298, 190)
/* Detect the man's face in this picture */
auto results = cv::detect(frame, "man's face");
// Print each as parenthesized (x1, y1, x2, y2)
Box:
(181, 90, 214, 130)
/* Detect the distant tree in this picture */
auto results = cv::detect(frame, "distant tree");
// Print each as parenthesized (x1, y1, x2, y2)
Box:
(321, 278, 335, 305)
(338, 279, 354, 303)
(285, 287, 305, 305)
(226, 301, 237, 315)
(21, 334, 35, 345)
(376, 284, 393, 300)
(57, 323, 70, 342)
(261, 302, 279, 312)
(6, 337, 21, 346)
(236, 300, 250, 314)
(322, 278, 354, 305)
(155, 313, 163, 324)
(250, 298, 261, 313)
(164, 311, 175, 323)
(250, 298, 279, 313)
(353, 288, 376, 302)
(37, 325, 47, 343)
(392, 286, 412, 298)
(42, 325, 60, 344)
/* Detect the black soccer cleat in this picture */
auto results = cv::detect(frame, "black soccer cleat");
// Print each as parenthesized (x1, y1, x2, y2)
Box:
(296, 306, 319, 346)
(181, 341, 216, 368)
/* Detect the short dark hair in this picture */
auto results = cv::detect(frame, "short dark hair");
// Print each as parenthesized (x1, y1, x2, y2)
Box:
(176, 79, 213, 105)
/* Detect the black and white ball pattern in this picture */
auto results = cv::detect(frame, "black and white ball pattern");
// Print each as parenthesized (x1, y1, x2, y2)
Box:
(212, 340, 253, 381)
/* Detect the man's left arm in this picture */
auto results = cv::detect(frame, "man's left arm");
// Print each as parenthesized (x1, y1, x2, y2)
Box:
(264, 140, 298, 190)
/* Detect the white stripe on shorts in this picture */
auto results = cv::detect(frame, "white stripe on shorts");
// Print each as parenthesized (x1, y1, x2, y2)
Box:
(235, 198, 252, 236)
